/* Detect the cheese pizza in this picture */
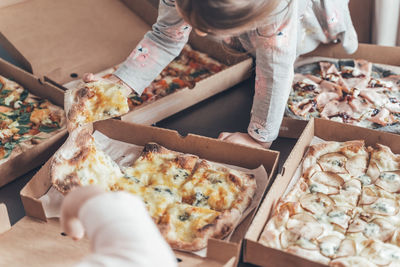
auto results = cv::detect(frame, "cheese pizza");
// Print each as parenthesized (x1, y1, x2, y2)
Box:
(0, 75, 65, 165)
(51, 141, 256, 251)
(260, 140, 400, 266)
(287, 59, 400, 133)
(65, 80, 130, 130)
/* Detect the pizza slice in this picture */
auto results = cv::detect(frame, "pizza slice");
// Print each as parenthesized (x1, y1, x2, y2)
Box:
(181, 160, 256, 213)
(158, 203, 233, 251)
(65, 80, 130, 130)
(50, 128, 124, 193)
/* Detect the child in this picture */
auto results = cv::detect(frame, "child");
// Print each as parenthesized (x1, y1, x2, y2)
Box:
(61, 186, 177, 267)
(90, 0, 358, 149)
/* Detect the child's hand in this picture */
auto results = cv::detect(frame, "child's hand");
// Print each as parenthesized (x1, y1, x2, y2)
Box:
(60, 186, 105, 240)
(218, 132, 272, 149)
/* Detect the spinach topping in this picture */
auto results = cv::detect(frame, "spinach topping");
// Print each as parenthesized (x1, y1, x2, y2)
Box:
(19, 90, 29, 102)
(39, 124, 59, 133)
(17, 112, 31, 125)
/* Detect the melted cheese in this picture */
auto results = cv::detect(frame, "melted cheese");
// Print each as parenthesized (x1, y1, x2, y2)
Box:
(55, 137, 123, 190)
(161, 204, 220, 243)
(182, 164, 243, 211)
(125, 152, 192, 188)
(74, 81, 129, 125)
(142, 186, 181, 220)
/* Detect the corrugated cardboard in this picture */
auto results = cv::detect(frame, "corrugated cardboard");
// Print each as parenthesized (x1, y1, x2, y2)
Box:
(0, 57, 67, 187)
(0, 119, 280, 266)
(278, 43, 400, 139)
(0, 0, 252, 125)
(244, 118, 400, 266)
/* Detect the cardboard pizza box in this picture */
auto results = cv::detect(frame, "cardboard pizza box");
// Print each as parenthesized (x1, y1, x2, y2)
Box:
(0, 119, 280, 266)
(0, 57, 67, 187)
(278, 42, 400, 139)
(244, 117, 400, 267)
(0, 0, 253, 126)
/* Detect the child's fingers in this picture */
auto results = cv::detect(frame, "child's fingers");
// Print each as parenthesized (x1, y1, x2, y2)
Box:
(62, 217, 85, 240)
(60, 186, 105, 240)
(218, 132, 231, 140)
(82, 73, 98, 83)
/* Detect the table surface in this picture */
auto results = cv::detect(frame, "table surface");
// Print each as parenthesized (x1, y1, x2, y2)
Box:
(0, 46, 297, 266)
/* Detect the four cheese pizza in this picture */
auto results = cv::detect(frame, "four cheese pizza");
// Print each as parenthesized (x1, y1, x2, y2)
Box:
(287, 59, 400, 133)
(51, 141, 256, 251)
(260, 140, 400, 266)
(65, 80, 130, 130)
(0, 75, 65, 165)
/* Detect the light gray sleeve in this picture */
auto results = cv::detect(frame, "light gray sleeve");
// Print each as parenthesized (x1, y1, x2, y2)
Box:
(114, 0, 192, 94)
(247, 1, 299, 143)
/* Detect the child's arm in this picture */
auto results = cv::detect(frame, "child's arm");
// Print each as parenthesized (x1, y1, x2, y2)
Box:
(247, 1, 299, 143)
(61, 186, 177, 267)
(113, 0, 191, 95)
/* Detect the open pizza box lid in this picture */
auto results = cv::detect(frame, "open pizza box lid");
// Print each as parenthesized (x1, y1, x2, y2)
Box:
(0, 0, 249, 88)
(278, 42, 400, 139)
(0, 119, 280, 266)
(0, 0, 157, 86)
(244, 118, 400, 266)
(0, 0, 373, 86)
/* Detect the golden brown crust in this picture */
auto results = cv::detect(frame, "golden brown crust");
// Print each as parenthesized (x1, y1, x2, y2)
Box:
(66, 85, 93, 123)
(159, 207, 241, 251)
(175, 155, 198, 170)
(139, 143, 199, 175)
(50, 128, 93, 194)
(142, 142, 166, 154)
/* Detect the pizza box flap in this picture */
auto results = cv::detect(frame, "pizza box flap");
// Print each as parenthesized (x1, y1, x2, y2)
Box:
(0, 0, 249, 87)
(0, 208, 233, 267)
(305, 43, 400, 66)
(244, 118, 400, 266)
(19, 119, 280, 266)
(0, 204, 11, 234)
(0, 0, 156, 85)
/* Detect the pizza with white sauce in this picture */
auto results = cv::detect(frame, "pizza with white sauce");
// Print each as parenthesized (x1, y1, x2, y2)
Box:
(51, 141, 256, 251)
(260, 140, 400, 266)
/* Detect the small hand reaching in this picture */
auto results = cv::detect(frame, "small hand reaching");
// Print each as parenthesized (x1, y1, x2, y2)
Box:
(218, 132, 272, 149)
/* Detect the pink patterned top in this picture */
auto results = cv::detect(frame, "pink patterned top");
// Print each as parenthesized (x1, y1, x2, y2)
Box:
(114, 0, 358, 142)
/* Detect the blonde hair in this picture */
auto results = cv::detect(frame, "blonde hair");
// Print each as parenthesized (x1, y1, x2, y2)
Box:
(175, 0, 282, 34)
